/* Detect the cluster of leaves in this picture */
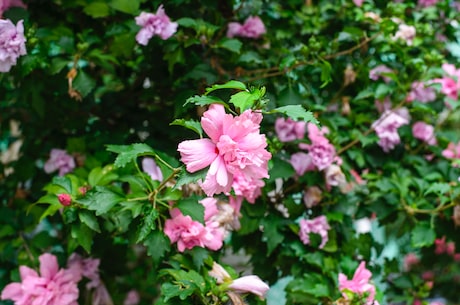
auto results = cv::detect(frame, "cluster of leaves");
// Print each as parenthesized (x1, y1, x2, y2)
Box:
(1, 0, 460, 305)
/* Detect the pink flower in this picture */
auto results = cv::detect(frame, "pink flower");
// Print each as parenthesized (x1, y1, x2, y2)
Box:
(412, 121, 436, 145)
(164, 198, 225, 252)
(299, 215, 330, 249)
(369, 65, 393, 83)
(135, 5, 178, 45)
(442, 142, 460, 164)
(338, 261, 377, 305)
(275, 117, 306, 142)
(177, 104, 271, 197)
(0, 19, 27, 73)
(44, 148, 76, 176)
(58, 193, 72, 206)
(123, 290, 140, 305)
(372, 109, 410, 152)
(228, 275, 270, 299)
(1, 253, 79, 305)
(406, 81, 436, 103)
(418, 0, 439, 7)
(298, 123, 338, 171)
(432, 63, 460, 101)
(403, 253, 420, 271)
(393, 24, 416, 46)
(290, 152, 315, 176)
(231, 171, 264, 203)
(353, 0, 364, 6)
(227, 16, 266, 39)
(142, 157, 163, 181)
(0, 0, 26, 18)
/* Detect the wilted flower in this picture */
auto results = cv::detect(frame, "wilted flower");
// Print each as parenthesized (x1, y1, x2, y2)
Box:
(135, 5, 178, 45)
(338, 261, 378, 305)
(44, 148, 76, 176)
(227, 16, 266, 39)
(299, 215, 330, 249)
(303, 186, 322, 208)
(412, 121, 437, 145)
(354, 217, 372, 234)
(344, 65, 357, 86)
(0, 19, 27, 72)
(1, 253, 80, 305)
(324, 164, 347, 191)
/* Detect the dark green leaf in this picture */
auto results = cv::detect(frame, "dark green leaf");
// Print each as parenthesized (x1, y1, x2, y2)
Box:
(78, 186, 124, 215)
(215, 38, 242, 54)
(109, 0, 139, 14)
(144, 230, 171, 265)
(170, 119, 203, 137)
(411, 222, 435, 248)
(106, 143, 155, 168)
(204, 80, 247, 95)
(175, 196, 204, 224)
(184, 95, 225, 107)
(79, 210, 101, 233)
(173, 168, 207, 191)
(71, 223, 93, 253)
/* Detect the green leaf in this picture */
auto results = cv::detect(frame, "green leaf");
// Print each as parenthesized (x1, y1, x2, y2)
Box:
(106, 143, 155, 168)
(215, 38, 242, 54)
(184, 95, 225, 107)
(78, 210, 101, 233)
(262, 216, 284, 255)
(78, 186, 124, 215)
(411, 222, 435, 248)
(73, 70, 96, 98)
(170, 119, 203, 137)
(176, 17, 197, 28)
(83, 2, 111, 18)
(319, 60, 332, 88)
(110, 0, 140, 15)
(175, 196, 204, 224)
(137, 207, 159, 243)
(204, 80, 247, 95)
(229, 90, 261, 112)
(424, 182, 451, 196)
(271, 105, 319, 124)
(173, 168, 207, 191)
(46, 176, 73, 194)
(144, 230, 170, 265)
(88, 165, 118, 186)
(71, 223, 93, 253)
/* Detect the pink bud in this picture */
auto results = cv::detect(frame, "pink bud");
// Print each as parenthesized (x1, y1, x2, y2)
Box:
(228, 275, 270, 299)
(58, 193, 72, 206)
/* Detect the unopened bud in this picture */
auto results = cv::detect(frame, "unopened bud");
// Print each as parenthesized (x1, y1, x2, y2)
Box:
(58, 193, 72, 206)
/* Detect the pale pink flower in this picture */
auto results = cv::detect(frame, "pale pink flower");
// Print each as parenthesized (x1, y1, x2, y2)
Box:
(0, 19, 26, 72)
(299, 215, 330, 249)
(164, 199, 225, 252)
(298, 123, 338, 171)
(393, 24, 416, 46)
(177, 104, 271, 197)
(338, 261, 377, 305)
(406, 81, 436, 103)
(403, 253, 420, 271)
(44, 148, 76, 176)
(275, 117, 306, 142)
(412, 121, 436, 145)
(58, 193, 72, 206)
(228, 275, 270, 299)
(1, 253, 79, 305)
(208, 262, 231, 284)
(290, 152, 315, 176)
(374, 97, 392, 113)
(227, 16, 266, 39)
(353, 0, 364, 6)
(123, 290, 140, 305)
(142, 157, 163, 181)
(303, 186, 322, 208)
(231, 171, 264, 203)
(418, 0, 439, 7)
(0, 0, 26, 18)
(442, 142, 460, 165)
(369, 65, 393, 83)
(372, 109, 410, 152)
(135, 5, 178, 45)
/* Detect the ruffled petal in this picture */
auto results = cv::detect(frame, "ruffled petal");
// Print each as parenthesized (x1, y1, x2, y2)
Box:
(178, 139, 217, 173)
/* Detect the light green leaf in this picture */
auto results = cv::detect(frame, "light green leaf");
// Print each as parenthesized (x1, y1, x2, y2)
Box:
(175, 196, 204, 224)
(411, 222, 435, 248)
(170, 119, 203, 137)
(106, 143, 155, 168)
(424, 182, 451, 196)
(204, 80, 247, 95)
(88, 165, 118, 186)
(143, 230, 170, 265)
(216, 38, 242, 54)
(176, 17, 197, 28)
(229, 91, 258, 112)
(271, 105, 319, 124)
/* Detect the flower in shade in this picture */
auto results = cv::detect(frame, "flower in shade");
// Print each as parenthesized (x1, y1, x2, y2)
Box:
(1, 253, 79, 305)
(372, 109, 410, 152)
(442, 141, 460, 165)
(0, 0, 26, 18)
(123, 290, 140, 305)
(418, 0, 439, 7)
(135, 5, 178, 45)
(369, 65, 393, 83)
(393, 24, 416, 46)
(290, 152, 315, 176)
(177, 104, 271, 198)
(407, 81, 436, 103)
(299, 215, 330, 249)
(227, 16, 266, 39)
(142, 157, 163, 181)
(412, 121, 436, 145)
(338, 261, 379, 305)
(0, 19, 27, 73)
(274, 117, 306, 142)
(44, 148, 76, 176)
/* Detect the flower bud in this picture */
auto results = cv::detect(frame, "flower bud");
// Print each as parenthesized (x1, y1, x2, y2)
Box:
(58, 193, 72, 206)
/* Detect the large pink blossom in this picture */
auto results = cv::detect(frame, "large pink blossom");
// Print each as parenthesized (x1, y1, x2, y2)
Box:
(44, 148, 76, 176)
(1, 253, 80, 305)
(372, 109, 410, 152)
(0, 19, 26, 73)
(227, 16, 266, 39)
(275, 117, 306, 142)
(135, 5, 178, 45)
(164, 198, 225, 252)
(0, 0, 26, 18)
(299, 215, 330, 249)
(338, 261, 378, 305)
(412, 121, 436, 145)
(178, 104, 271, 197)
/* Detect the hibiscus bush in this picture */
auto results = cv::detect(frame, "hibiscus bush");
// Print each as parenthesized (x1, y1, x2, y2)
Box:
(1, 0, 460, 304)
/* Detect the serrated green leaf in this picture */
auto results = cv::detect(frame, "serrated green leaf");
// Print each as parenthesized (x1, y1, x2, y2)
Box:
(175, 196, 204, 224)
(184, 95, 225, 107)
(137, 207, 159, 243)
(88, 165, 118, 186)
(78, 210, 101, 233)
(271, 105, 319, 124)
(73, 70, 96, 98)
(319, 60, 332, 88)
(106, 143, 155, 168)
(262, 216, 284, 255)
(173, 168, 207, 191)
(170, 119, 203, 137)
(204, 80, 247, 95)
(411, 222, 435, 248)
(229, 90, 259, 112)
(424, 182, 451, 196)
(216, 38, 242, 53)
(71, 223, 93, 253)
(144, 230, 170, 265)
(78, 186, 124, 215)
